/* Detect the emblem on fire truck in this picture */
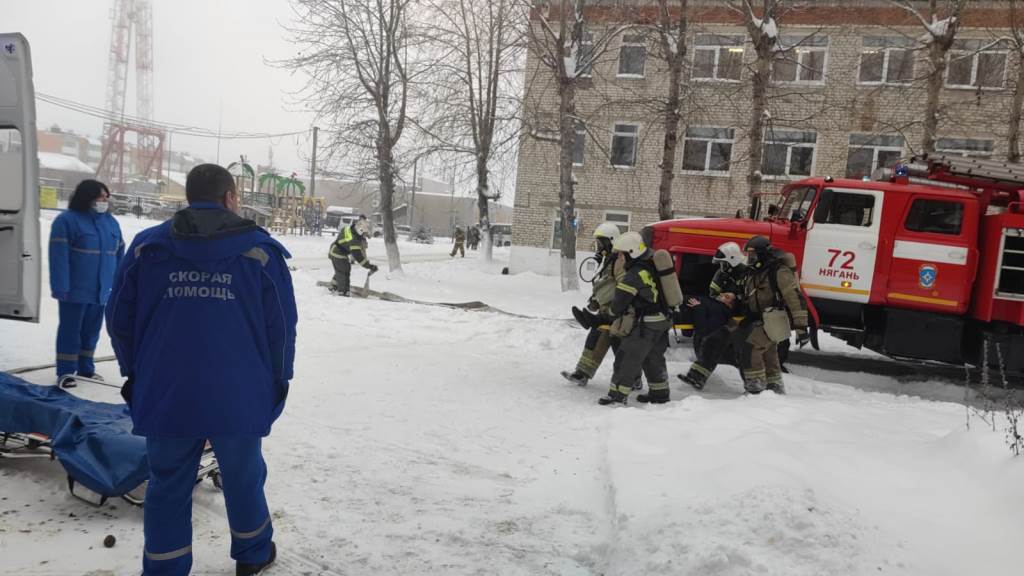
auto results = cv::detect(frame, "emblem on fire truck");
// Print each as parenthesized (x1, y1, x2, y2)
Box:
(919, 264, 938, 289)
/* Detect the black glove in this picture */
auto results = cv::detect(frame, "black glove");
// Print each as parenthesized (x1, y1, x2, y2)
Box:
(795, 327, 810, 348)
(368, 264, 379, 273)
(120, 377, 134, 406)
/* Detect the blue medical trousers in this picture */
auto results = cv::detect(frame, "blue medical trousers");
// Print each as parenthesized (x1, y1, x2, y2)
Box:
(143, 437, 274, 576)
(56, 301, 105, 378)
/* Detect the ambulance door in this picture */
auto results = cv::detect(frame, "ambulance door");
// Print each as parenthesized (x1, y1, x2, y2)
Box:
(0, 34, 41, 322)
(886, 195, 976, 314)
(801, 187, 883, 303)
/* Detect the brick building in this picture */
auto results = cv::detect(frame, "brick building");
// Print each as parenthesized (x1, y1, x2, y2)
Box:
(511, 0, 1020, 274)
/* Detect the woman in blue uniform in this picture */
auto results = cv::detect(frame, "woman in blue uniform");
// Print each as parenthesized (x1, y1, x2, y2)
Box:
(49, 179, 124, 386)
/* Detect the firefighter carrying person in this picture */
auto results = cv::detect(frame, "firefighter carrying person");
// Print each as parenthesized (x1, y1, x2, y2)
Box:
(451, 226, 466, 258)
(328, 216, 378, 296)
(599, 231, 673, 406)
(678, 241, 750, 390)
(734, 236, 808, 394)
(561, 222, 622, 386)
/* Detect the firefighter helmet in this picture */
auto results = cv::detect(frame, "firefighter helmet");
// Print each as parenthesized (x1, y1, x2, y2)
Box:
(713, 242, 746, 270)
(354, 219, 372, 237)
(593, 221, 622, 241)
(613, 231, 649, 259)
(743, 235, 772, 264)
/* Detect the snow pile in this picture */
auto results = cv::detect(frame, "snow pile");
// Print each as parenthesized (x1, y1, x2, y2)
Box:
(1, 213, 1024, 575)
(38, 152, 94, 174)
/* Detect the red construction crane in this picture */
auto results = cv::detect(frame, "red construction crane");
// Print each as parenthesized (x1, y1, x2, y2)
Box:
(97, 0, 164, 193)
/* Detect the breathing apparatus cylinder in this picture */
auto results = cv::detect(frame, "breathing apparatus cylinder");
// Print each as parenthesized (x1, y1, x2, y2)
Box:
(653, 249, 683, 309)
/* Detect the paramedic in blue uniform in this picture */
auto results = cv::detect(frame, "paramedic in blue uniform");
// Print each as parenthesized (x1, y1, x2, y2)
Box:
(49, 179, 124, 386)
(107, 164, 297, 576)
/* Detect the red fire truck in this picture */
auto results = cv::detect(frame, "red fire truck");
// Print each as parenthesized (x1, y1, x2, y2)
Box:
(649, 154, 1024, 374)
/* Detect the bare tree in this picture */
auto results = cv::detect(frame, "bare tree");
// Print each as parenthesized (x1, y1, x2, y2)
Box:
(282, 0, 423, 272)
(1007, 0, 1024, 162)
(653, 0, 690, 221)
(731, 0, 783, 217)
(425, 0, 525, 262)
(890, 0, 969, 154)
(528, 0, 631, 291)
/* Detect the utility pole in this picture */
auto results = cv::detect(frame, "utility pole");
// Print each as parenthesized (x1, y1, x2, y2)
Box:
(407, 158, 417, 240)
(448, 169, 455, 235)
(309, 126, 318, 198)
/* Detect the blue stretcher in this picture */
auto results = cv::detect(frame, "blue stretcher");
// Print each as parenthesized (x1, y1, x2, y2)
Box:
(0, 371, 219, 505)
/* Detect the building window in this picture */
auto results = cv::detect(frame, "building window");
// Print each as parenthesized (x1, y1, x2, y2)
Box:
(681, 127, 734, 174)
(859, 36, 915, 85)
(904, 199, 964, 235)
(551, 209, 579, 250)
(946, 39, 1008, 89)
(936, 137, 994, 158)
(610, 123, 639, 168)
(762, 129, 817, 177)
(576, 32, 594, 78)
(814, 190, 876, 227)
(603, 210, 631, 235)
(773, 35, 829, 84)
(572, 121, 585, 166)
(692, 34, 744, 82)
(845, 134, 904, 179)
(617, 34, 646, 77)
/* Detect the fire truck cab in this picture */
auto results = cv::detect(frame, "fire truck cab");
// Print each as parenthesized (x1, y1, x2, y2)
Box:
(649, 154, 1024, 373)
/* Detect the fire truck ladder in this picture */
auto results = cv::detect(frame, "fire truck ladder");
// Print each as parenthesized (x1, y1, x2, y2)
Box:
(909, 154, 1024, 194)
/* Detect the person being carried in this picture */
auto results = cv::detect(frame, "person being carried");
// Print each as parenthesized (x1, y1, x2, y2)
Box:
(329, 216, 378, 296)
(561, 222, 621, 386)
(106, 163, 298, 576)
(599, 232, 672, 406)
(451, 226, 466, 258)
(678, 241, 749, 390)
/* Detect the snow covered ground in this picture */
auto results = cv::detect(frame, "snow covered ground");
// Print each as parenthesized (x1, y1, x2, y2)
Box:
(1, 212, 1023, 576)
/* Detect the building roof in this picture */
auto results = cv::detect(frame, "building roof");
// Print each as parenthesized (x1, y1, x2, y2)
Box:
(38, 152, 94, 174)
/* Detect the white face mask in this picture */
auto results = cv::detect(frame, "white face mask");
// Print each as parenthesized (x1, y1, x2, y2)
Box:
(94, 201, 109, 214)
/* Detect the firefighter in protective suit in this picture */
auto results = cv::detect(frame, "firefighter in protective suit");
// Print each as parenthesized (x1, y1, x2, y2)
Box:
(329, 218, 377, 296)
(736, 236, 808, 394)
(599, 232, 672, 406)
(562, 222, 621, 386)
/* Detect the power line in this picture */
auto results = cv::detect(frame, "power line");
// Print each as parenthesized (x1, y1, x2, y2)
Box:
(37, 92, 308, 141)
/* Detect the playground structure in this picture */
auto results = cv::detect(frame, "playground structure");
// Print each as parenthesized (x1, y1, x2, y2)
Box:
(227, 157, 323, 236)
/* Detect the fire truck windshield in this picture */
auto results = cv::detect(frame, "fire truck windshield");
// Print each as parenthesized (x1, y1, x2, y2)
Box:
(778, 185, 817, 222)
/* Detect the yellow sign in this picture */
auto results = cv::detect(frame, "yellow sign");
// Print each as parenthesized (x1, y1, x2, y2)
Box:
(39, 186, 57, 209)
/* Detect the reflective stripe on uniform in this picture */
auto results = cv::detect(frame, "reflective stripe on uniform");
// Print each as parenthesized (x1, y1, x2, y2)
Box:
(230, 516, 271, 540)
(145, 545, 192, 562)
(690, 363, 711, 378)
(642, 314, 667, 322)
(79, 349, 95, 358)
(648, 380, 669, 391)
(616, 283, 638, 295)
(70, 247, 101, 255)
(56, 353, 78, 362)
(50, 237, 68, 243)
(611, 384, 634, 396)
(638, 269, 659, 302)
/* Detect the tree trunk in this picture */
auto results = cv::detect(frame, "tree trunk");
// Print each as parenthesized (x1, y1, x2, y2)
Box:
(377, 139, 403, 272)
(476, 155, 494, 262)
(747, 48, 771, 218)
(558, 78, 579, 292)
(1010, 62, 1024, 163)
(659, 64, 682, 221)
(923, 39, 946, 155)
(656, 0, 687, 221)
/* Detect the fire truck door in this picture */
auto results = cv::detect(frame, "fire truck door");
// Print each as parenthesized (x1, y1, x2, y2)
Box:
(800, 188, 883, 304)
(887, 196, 974, 314)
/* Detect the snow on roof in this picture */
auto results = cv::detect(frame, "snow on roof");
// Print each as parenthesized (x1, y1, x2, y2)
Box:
(38, 152, 94, 174)
(167, 171, 189, 187)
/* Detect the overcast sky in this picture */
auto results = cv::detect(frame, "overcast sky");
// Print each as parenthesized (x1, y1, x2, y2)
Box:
(6, 0, 317, 175)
